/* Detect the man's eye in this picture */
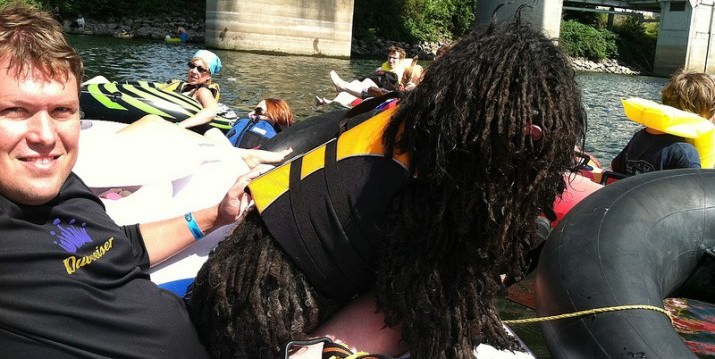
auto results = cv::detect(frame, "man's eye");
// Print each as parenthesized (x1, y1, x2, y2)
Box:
(0, 107, 28, 118)
(53, 107, 77, 118)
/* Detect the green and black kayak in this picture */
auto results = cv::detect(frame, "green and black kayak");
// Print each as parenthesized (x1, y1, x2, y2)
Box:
(79, 81, 234, 133)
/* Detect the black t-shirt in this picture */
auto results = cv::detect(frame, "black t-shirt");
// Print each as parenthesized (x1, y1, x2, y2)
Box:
(0, 173, 208, 358)
(611, 129, 701, 175)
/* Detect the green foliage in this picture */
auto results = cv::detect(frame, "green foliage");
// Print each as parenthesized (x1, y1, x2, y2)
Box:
(612, 16, 657, 71)
(17, 0, 202, 20)
(8, 0, 656, 71)
(644, 22, 659, 37)
(1, 0, 56, 11)
(353, 0, 476, 43)
(560, 20, 618, 61)
(352, 0, 405, 41)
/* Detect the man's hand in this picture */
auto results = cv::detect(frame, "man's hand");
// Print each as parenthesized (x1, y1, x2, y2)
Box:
(216, 170, 261, 225)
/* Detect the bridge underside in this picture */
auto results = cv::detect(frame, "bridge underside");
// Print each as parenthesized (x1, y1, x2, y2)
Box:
(205, 0, 713, 76)
(205, 0, 354, 57)
(477, 0, 715, 76)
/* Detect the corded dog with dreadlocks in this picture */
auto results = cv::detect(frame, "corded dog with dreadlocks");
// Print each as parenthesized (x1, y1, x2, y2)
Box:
(188, 14, 587, 359)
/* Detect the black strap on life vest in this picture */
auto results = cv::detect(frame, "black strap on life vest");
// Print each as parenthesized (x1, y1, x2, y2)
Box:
(287, 155, 340, 292)
(322, 140, 374, 280)
(284, 141, 375, 301)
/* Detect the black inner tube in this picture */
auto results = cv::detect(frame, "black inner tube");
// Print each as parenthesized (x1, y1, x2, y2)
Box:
(536, 169, 715, 359)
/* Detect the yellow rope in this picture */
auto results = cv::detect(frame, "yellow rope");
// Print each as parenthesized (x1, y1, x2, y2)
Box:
(502, 304, 672, 325)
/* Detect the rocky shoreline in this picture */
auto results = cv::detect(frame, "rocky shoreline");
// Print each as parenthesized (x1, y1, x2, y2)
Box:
(64, 14, 640, 76)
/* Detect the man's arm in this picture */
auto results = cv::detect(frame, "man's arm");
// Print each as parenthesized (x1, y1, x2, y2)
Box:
(139, 171, 255, 266)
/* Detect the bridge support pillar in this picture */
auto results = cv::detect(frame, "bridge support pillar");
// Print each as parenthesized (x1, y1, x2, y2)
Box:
(205, 0, 354, 57)
(475, 0, 563, 39)
(654, 0, 715, 76)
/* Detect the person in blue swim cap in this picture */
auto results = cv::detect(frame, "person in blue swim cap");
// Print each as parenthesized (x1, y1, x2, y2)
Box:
(176, 49, 223, 131)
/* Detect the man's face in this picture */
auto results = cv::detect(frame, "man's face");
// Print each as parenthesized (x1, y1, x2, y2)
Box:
(0, 56, 80, 205)
(387, 51, 401, 69)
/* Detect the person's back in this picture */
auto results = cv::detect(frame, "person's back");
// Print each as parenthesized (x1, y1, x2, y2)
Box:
(611, 69, 715, 175)
(611, 129, 700, 175)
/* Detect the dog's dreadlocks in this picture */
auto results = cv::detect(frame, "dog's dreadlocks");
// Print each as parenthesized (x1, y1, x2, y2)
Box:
(189, 212, 340, 358)
(189, 16, 587, 359)
(377, 16, 586, 358)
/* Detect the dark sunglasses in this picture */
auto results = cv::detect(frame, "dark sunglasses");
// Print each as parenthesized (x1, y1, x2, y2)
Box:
(187, 62, 209, 74)
(254, 107, 263, 115)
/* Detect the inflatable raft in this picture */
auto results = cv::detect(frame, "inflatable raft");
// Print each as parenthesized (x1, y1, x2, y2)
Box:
(79, 81, 234, 132)
(73, 117, 249, 295)
(536, 169, 715, 359)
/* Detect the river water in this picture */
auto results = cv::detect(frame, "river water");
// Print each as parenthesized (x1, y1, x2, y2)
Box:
(68, 34, 669, 167)
(68, 35, 690, 358)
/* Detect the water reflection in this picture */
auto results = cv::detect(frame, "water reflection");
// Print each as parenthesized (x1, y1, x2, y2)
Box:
(68, 34, 668, 165)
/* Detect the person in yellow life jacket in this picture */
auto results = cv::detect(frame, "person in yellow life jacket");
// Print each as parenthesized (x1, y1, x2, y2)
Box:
(612, 70, 715, 175)
(325, 46, 407, 99)
(173, 49, 222, 131)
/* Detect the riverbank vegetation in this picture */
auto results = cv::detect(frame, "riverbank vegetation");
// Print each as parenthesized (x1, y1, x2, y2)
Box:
(354, 1, 658, 72)
(9, 0, 657, 72)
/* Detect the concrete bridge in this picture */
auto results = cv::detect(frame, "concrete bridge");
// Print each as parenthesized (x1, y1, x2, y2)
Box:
(205, 0, 715, 76)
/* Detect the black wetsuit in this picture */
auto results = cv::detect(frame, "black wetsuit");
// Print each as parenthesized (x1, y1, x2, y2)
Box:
(0, 173, 208, 358)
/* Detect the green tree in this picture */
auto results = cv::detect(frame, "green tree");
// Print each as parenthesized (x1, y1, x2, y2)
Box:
(612, 15, 657, 71)
(353, 0, 476, 43)
(560, 20, 618, 61)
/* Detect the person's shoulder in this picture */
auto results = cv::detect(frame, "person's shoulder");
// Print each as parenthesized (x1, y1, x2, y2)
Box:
(668, 141, 698, 153)
(663, 141, 700, 168)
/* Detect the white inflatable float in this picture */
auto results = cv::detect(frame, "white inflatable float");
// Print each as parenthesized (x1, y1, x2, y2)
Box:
(73, 116, 249, 295)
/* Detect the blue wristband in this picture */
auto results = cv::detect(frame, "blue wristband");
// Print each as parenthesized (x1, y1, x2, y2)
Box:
(183, 212, 205, 241)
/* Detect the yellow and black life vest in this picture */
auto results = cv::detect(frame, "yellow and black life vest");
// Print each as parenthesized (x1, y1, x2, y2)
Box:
(247, 107, 410, 302)
(159, 80, 221, 102)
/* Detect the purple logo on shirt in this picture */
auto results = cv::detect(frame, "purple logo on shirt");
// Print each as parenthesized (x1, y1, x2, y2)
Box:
(50, 218, 91, 253)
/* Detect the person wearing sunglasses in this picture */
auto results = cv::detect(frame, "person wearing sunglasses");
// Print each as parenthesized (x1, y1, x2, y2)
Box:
(226, 98, 295, 149)
(249, 98, 295, 132)
(174, 49, 223, 132)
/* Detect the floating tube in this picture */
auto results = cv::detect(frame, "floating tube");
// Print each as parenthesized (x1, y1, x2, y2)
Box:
(79, 81, 233, 132)
(73, 117, 250, 296)
(622, 97, 715, 168)
(536, 169, 715, 359)
(261, 95, 392, 158)
(552, 173, 602, 227)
